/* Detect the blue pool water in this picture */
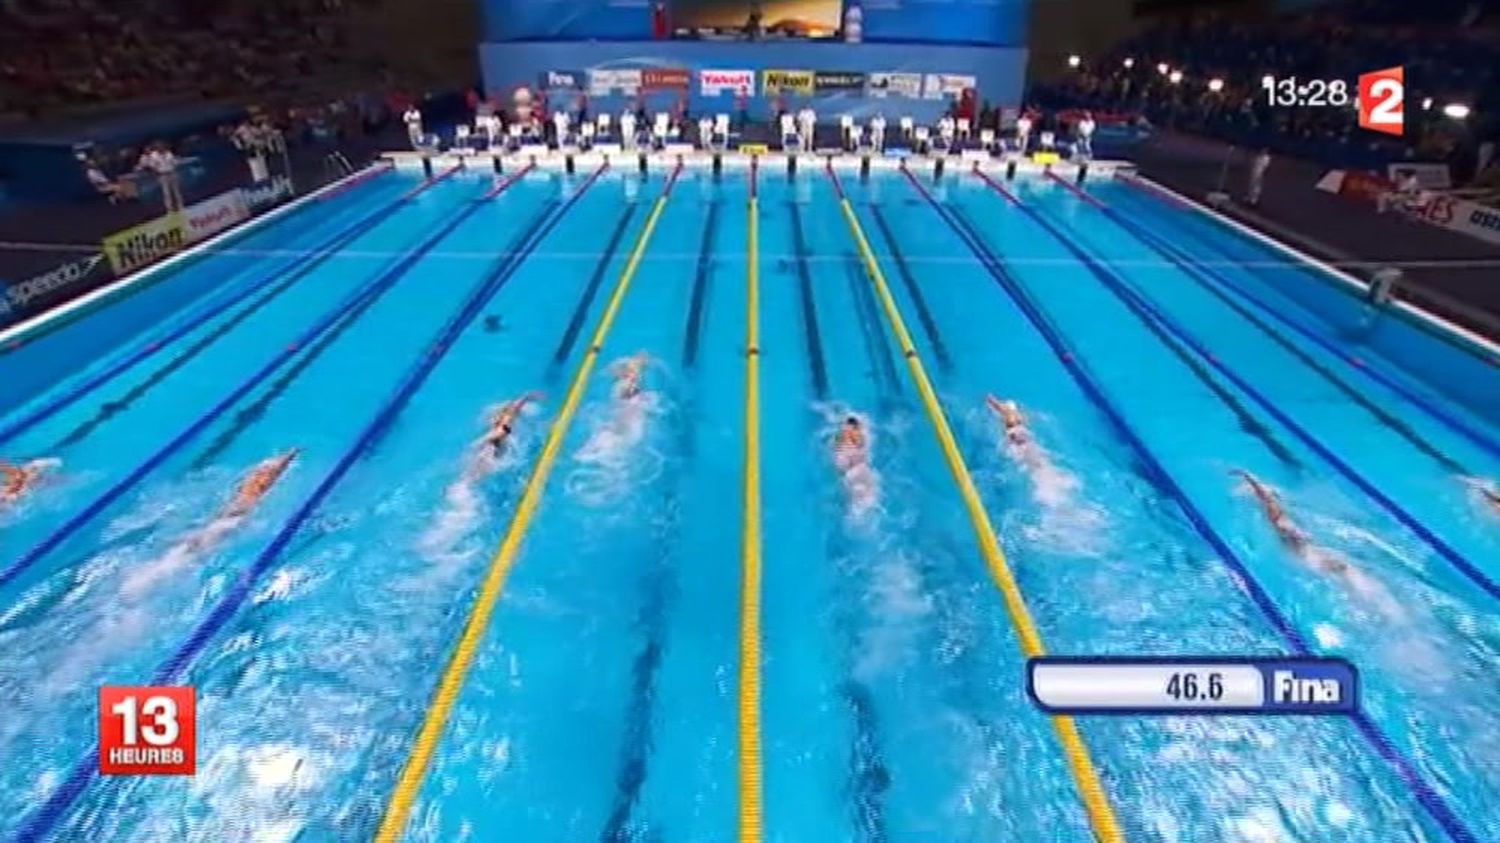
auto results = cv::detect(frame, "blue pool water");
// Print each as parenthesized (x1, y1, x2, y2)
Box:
(1, 161, 1498, 843)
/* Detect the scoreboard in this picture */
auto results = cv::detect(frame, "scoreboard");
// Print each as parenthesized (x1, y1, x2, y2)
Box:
(1028, 657, 1359, 716)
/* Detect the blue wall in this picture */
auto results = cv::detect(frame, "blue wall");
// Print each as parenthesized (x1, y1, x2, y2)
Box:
(479, 41, 1028, 122)
(481, 0, 1031, 46)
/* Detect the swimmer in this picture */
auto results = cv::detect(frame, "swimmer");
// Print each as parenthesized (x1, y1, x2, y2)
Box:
(986, 395, 1030, 447)
(222, 449, 300, 519)
(1233, 471, 1402, 619)
(1467, 478, 1500, 515)
(610, 352, 650, 401)
(0, 458, 58, 505)
(480, 392, 541, 457)
(833, 415, 868, 473)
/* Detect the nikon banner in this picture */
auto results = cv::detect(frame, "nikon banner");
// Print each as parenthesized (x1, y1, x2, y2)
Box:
(762, 69, 814, 95)
(103, 213, 188, 274)
(813, 71, 866, 93)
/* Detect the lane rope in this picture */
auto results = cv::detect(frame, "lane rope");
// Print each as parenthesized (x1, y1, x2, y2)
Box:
(372, 160, 684, 843)
(738, 155, 764, 843)
(830, 162, 1126, 843)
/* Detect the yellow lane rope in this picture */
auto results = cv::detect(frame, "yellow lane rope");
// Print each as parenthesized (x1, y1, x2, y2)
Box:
(831, 177, 1127, 843)
(373, 163, 682, 843)
(738, 166, 764, 843)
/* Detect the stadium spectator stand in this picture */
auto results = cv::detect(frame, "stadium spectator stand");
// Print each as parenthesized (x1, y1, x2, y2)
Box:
(1032, 0, 1499, 185)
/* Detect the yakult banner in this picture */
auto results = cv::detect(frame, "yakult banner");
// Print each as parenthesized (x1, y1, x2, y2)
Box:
(923, 73, 976, 100)
(103, 213, 188, 274)
(813, 71, 866, 93)
(699, 69, 755, 96)
(868, 72, 922, 98)
(589, 68, 642, 96)
(183, 190, 249, 243)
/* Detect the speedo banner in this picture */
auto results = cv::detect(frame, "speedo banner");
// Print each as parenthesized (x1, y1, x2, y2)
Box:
(103, 213, 188, 274)
(0, 252, 111, 325)
(762, 69, 813, 95)
(868, 72, 922, 98)
(589, 68, 642, 95)
(813, 71, 867, 93)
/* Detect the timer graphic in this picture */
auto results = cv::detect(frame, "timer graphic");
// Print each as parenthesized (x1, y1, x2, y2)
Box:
(1260, 67, 1404, 136)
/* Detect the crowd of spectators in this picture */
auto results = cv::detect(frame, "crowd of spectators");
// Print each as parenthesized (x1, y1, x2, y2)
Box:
(1033, 0, 1499, 184)
(0, 0, 379, 117)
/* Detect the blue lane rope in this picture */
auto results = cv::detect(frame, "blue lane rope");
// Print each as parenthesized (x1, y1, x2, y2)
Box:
(1014, 192, 1500, 605)
(12, 163, 605, 843)
(902, 167, 1481, 843)
(1106, 182, 1500, 462)
(0, 180, 502, 596)
(0, 169, 408, 450)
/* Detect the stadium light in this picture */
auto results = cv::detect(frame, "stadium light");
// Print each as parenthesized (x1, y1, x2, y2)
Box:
(1442, 103, 1471, 120)
(1068, 54, 1082, 68)
(1421, 97, 1433, 110)
(1168, 70, 1184, 84)
(1157, 62, 1170, 75)
(1122, 57, 1135, 69)
(1208, 78, 1225, 92)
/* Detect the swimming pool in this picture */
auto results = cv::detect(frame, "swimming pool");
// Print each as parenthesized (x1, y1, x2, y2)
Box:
(1, 156, 1498, 843)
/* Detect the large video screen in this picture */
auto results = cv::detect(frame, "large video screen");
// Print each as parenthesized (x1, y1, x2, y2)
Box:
(670, 0, 843, 37)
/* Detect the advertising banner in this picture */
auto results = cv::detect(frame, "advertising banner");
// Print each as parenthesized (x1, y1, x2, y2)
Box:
(813, 71, 866, 93)
(699, 69, 755, 96)
(0, 253, 110, 325)
(241, 176, 294, 213)
(762, 69, 814, 95)
(589, 68, 642, 96)
(1386, 162, 1452, 190)
(641, 68, 690, 90)
(183, 190, 249, 243)
(868, 72, 922, 98)
(103, 214, 188, 274)
(540, 70, 584, 90)
(1336, 169, 1395, 206)
(1407, 193, 1500, 247)
(923, 73, 977, 99)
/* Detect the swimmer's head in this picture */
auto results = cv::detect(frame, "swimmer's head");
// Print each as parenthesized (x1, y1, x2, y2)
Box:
(845, 415, 860, 427)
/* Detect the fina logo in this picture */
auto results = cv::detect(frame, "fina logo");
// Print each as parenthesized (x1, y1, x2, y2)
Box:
(546, 71, 579, 89)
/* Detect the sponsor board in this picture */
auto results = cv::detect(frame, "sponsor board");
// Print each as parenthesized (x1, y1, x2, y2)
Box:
(700, 69, 755, 96)
(923, 73, 977, 100)
(1336, 169, 1395, 206)
(762, 69, 814, 95)
(1385, 162, 1451, 190)
(241, 176, 293, 212)
(540, 70, 583, 90)
(182, 190, 249, 243)
(1407, 193, 1500, 247)
(867, 72, 922, 98)
(589, 67, 642, 95)
(813, 71, 866, 93)
(103, 214, 188, 274)
(0, 252, 110, 322)
(641, 68, 689, 90)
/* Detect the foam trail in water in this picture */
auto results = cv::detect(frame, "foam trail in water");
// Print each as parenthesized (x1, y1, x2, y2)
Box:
(566, 383, 665, 507)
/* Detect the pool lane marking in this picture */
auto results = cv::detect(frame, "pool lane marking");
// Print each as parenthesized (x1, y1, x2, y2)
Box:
(828, 163, 1126, 843)
(788, 201, 830, 398)
(0, 172, 532, 598)
(551, 203, 639, 367)
(909, 171, 1484, 843)
(9, 162, 593, 843)
(373, 161, 683, 843)
(1002, 173, 1500, 604)
(188, 191, 563, 470)
(866, 203, 953, 374)
(1103, 175, 1500, 462)
(739, 155, 764, 843)
(0, 168, 438, 451)
(978, 172, 1304, 470)
(683, 199, 721, 367)
(1052, 174, 1472, 474)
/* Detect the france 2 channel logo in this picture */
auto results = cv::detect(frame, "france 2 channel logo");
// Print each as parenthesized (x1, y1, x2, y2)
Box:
(98, 686, 196, 775)
(1358, 66, 1404, 136)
